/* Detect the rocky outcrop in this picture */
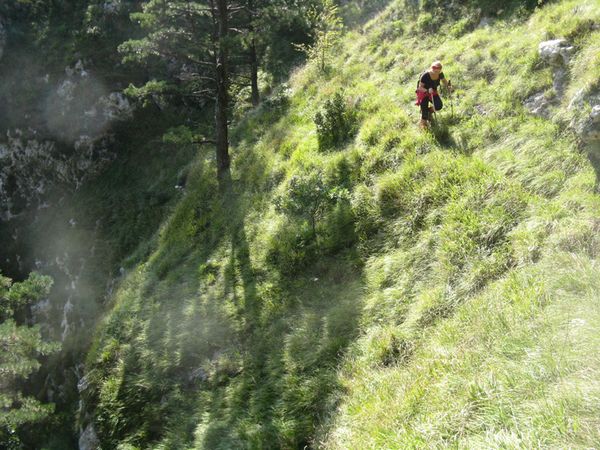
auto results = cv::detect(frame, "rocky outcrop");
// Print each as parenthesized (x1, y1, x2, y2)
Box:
(525, 39, 577, 118)
(568, 89, 600, 144)
(45, 60, 133, 142)
(528, 39, 600, 145)
(0, 129, 115, 220)
(539, 39, 576, 67)
(586, 105, 600, 142)
(524, 92, 552, 118)
(539, 38, 575, 95)
(102, 0, 123, 14)
(79, 424, 100, 450)
(96, 92, 133, 122)
(0, 61, 134, 220)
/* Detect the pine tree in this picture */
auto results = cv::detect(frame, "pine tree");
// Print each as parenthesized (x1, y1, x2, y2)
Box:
(120, 0, 246, 178)
(0, 272, 59, 448)
(295, 0, 343, 72)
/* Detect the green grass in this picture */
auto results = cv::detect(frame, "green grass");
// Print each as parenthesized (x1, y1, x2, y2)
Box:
(84, 1, 600, 448)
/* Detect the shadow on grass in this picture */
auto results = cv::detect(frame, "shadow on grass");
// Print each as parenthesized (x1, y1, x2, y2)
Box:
(429, 114, 473, 155)
(197, 173, 365, 449)
(95, 164, 364, 448)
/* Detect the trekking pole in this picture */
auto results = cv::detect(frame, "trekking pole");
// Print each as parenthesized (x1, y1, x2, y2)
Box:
(448, 80, 454, 119)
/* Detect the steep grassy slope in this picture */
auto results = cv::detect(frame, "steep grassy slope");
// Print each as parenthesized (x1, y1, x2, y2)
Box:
(84, 1, 600, 448)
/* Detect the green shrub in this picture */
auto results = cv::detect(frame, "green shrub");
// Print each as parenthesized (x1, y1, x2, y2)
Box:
(314, 91, 358, 151)
(414, 12, 437, 33)
(351, 184, 382, 244)
(265, 220, 319, 274)
(269, 170, 357, 272)
(275, 171, 337, 236)
(321, 199, 357, 253)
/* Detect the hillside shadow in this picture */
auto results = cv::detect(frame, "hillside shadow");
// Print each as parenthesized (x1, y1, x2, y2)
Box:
(197, 177, 365, 449)
(110, 162, 364, 448)
(430, 115, 473, 155)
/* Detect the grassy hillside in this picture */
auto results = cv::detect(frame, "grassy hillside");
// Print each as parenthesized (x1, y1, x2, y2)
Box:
(83, 1, 600, 448)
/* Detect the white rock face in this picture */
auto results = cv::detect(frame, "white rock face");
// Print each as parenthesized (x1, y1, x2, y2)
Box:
(98, 92, 133, 121)
(0, 57, 136, 220)
(0, 130, 116, 220)
(57, 79, 77, 102)
(527, 38, 577, 108)
(538, 39, 576, 96)
(539, 39, 576, 67)
(79, 424, 100, 450)
(47, 61, 134, 141)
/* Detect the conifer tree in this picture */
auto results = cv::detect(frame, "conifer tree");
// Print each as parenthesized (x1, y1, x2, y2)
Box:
(0, 272, 59, 448)
(237, 0, 324, 105)
(295, 0, 343, 72)
(120, 0, 244, 177)
(120, 0, 324, 178)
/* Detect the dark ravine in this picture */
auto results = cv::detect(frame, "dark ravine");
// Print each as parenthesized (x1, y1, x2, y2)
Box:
(0, 28, 189, 449)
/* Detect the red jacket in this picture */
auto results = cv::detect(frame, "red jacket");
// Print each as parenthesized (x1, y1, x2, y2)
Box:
(415, 89, 437, 105)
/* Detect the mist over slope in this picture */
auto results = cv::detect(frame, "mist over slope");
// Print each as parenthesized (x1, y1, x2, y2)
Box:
(84, 1, 600, 448)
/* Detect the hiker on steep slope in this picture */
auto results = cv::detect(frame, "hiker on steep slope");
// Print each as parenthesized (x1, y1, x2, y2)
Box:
(415, 61, 452, 129)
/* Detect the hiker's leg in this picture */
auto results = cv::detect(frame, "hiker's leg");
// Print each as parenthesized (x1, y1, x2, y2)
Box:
(420, 98, 430, 120)
(433, 95, 443, 111)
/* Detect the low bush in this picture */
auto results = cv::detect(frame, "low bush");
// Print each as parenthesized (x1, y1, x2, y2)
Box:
(314, 90, 358, 151)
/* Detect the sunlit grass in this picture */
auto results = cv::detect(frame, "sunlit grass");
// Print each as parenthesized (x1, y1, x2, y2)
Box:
(85, 0, 600, 448)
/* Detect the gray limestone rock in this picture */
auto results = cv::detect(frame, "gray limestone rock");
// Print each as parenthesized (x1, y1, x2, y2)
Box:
(579, 105, 600, 144)
(538, 39, 576, 97)
(568, 89, 600, 144)
(539, 39, 576, 67)
(79, 424, 100, 450)
(103, 0, 122, 14)
(98, 92, 133, 121)
(478, 17, 491, 28)
(524, 92, 552, 118)
(0, 130, 116, 219)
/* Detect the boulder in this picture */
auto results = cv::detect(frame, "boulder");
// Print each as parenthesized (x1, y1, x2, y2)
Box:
(79, 424, 100, 450)
(524, 92, 552, 118)
(539, 39, 576, 67)
(579, 105, 600, 144)
(568, 88, 600, 144)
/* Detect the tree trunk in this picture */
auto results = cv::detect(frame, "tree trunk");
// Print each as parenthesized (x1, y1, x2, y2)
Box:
(247, 0, 259, 107)
(215, 0, 230, 175)
(249, 38, 260, 107)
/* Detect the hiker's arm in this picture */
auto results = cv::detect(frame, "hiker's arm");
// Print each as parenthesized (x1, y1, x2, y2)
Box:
(417, 81, 427, 92)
